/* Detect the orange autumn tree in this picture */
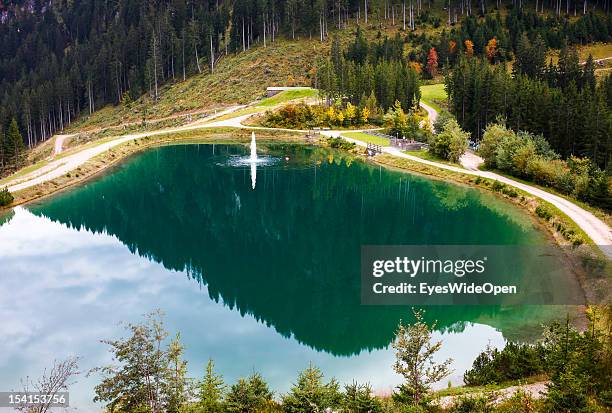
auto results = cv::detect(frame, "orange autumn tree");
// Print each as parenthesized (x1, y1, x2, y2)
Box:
(409, 61, 423, 74)
(485, 38, 497, 63)
(464, 39, 474, 57)
(426, 47, 439, 78)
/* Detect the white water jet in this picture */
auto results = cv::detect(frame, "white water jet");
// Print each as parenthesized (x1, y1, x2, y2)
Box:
(250, 131, 257, 162)
(250, 132, 257, 189)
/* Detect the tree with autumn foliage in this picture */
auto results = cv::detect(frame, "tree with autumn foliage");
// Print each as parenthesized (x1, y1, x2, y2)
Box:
(426, 48, 439, 78)
(485, 38, 498, 63)
(464, 40, 474, 57)
(448, 40, 457, 56)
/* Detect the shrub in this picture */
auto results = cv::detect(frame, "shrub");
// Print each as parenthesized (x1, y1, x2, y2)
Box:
(428, 118, 469, 162)
(491, 181, 505, 192)
(502, 186, 519, 197)
(450, 396, 492, 413)
(495, 390, 539, 413)
(534, 205, 553, 221)
(327, 137, 356, 151)
(0, 188, 13, 206)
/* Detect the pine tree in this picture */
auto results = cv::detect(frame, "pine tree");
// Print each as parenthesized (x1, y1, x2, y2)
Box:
(5, 118, 25, 169)
(197, 359, 225, 413)
(282, 365, 342, 412)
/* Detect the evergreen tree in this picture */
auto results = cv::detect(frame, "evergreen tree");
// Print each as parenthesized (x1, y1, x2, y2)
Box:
(197, 359, 226, 412)
(225, 373, 273, 413)
(282, 365, 342, 412)
(5, 118, 25, 169)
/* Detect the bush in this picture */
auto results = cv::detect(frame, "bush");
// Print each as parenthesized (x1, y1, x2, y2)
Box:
(450, 396, 492, 413)
(502, 186, 519, 197)
(327, 137, 356, 151)
(535, 205, 553, 221)
(428, 118, 469, 162)
(0, 188, 13, 206)
(494, 390, 539, 413)
(491, 181, 505, 192)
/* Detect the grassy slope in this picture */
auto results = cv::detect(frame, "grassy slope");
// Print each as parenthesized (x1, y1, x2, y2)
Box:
(420, 83, 447, 112)
(66, 39, 328, 133)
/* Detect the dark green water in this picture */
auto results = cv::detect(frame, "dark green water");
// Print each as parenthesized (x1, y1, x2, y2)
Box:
(0, 143, 574, 409)
(28, 144, 558, 351)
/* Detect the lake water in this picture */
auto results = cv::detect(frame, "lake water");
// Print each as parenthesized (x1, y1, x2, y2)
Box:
(0, 143, 571, 411)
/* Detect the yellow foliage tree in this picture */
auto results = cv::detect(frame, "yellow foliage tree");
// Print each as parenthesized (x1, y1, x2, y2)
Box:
(326, 106, 336, 123)
(336, 111, 345, 125)
(464, 39, 474, 57)
(485, 38, 497, 63)
(345, 102, 356, 124)
(409, 61, 422, 74)
(361, 107, 370, 124)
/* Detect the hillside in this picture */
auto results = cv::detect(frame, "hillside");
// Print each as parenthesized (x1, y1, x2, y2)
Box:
(65, 38, 326, 133)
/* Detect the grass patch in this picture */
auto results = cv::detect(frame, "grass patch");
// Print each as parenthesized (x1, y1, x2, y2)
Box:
(420, 83, 447, 112)
(404, 149, 460, 167)
(210, 89, 319, 122)
(342, 131, 390, 146)
(255, 88, 317, 107)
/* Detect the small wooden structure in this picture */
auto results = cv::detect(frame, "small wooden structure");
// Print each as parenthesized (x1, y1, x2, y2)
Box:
(390, 137, 428, 151)
(305, 128, 321, 141)
(366, 142, 382, 156)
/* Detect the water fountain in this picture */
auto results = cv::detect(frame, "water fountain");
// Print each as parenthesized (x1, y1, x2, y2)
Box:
(220, 131, 278, 190)
(250, 132, 257, 189)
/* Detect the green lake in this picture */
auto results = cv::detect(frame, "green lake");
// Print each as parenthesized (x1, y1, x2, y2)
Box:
(0, 143, 574, 411)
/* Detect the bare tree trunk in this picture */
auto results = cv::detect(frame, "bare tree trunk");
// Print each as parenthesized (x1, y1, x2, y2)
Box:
(264, 13, 267, 47)
(365, 0, 368, 23)
(210, 34, 215, 73)
(242, 18, 246, 51)
(153, 33, 159, 100)
(182, 34, 186, 80)
(193, 31, 202, 74)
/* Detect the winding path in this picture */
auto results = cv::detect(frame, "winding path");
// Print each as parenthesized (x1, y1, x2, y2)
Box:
(3, 96, 611, 257)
